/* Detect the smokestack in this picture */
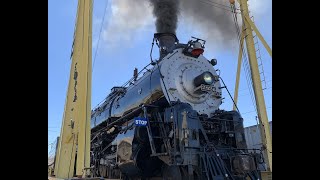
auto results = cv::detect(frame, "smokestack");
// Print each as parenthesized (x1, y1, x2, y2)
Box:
(154, 33, 178, 59)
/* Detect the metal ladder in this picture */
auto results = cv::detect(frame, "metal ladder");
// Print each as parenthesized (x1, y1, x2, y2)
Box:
(143, 106, 169, 157)
(249, 14, 267, 90)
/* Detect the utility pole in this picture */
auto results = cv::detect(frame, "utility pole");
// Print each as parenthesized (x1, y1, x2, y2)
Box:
(233, 0, 272, 174)
(54, 0, 92, 179)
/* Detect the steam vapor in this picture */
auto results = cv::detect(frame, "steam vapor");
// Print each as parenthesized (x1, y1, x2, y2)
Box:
(101, 0, 256, 49)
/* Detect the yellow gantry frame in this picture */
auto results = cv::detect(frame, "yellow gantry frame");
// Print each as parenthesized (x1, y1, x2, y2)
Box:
(233, 26, 245, 111)
(233, 0, 272, 173)
(54, 0, 92, 178)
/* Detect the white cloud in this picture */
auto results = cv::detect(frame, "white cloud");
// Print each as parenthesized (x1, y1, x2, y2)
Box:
(101, 0, 154, 49)
(92, 0, 271, 52)
(247, 0, 272, 17)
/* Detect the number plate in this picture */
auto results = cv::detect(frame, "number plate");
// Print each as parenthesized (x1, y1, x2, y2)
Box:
(200, 84, 213, 91)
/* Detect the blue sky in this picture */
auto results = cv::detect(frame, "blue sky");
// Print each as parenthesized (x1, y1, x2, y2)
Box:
(48, 0, 272, 152)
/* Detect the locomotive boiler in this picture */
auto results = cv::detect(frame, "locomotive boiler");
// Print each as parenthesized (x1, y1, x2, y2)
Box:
(90, 33, 263, 180)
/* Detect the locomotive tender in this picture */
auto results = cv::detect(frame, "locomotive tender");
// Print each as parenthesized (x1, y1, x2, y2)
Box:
(90, 33, 262, 180)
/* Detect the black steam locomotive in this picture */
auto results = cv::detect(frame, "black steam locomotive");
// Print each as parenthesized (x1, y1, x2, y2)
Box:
(90, 33, 263, 180)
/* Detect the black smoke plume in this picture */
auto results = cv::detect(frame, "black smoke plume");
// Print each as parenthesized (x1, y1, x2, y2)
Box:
(149, 0, 180, 34)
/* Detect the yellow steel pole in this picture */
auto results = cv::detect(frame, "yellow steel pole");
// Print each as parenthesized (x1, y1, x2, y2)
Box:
(238, 0, 272, 172)
(85, 0, 93, 175)
(233, 28, 245, 111)
(243, 15, 272, 58)
(54, 0, 92, 178)
(76, 0, 92, 177)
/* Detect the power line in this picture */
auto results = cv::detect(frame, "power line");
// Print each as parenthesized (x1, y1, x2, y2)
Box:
(230, 2, 258, 116)
(199, 0, 240, 13)
(92, 0, 109, 72)
(207, 0, 238, 9)
(241, 106, 272, 115)
(231, 3, 272, 121)
(227, 80, 272, 94)
(236, 86, 272, 97)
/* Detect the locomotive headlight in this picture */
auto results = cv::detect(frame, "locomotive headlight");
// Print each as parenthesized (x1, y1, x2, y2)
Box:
(203, 73, 213, 84)
(194, 71, 214, 87)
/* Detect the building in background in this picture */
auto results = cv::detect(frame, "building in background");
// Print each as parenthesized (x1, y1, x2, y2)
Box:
(244, 121, 272, 170)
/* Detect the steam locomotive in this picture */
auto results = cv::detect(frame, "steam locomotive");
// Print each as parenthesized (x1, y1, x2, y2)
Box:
(90, 33, 263, 180)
